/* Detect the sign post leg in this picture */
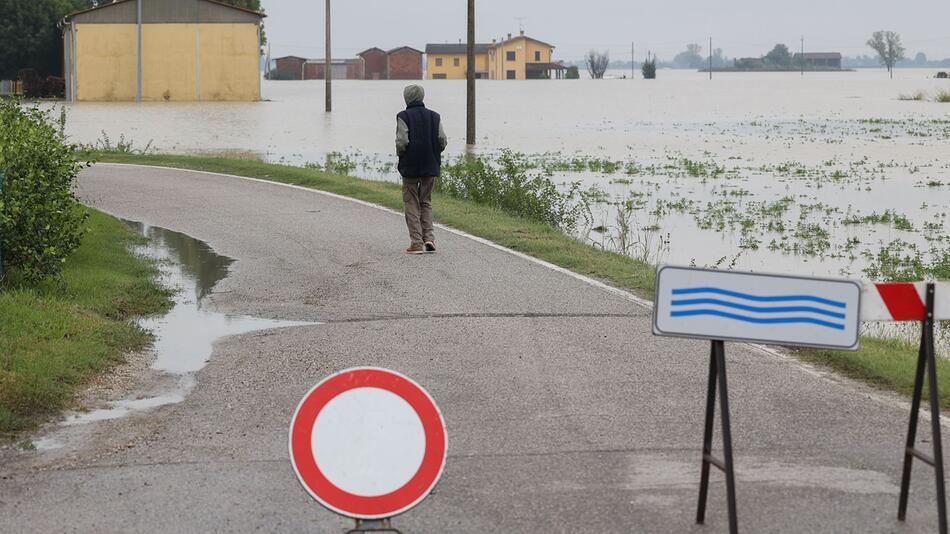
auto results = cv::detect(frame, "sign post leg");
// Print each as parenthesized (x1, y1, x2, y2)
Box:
(696, 340, 738, 534)
(896, 283, 947, 534)
(347, 518, 403, 533)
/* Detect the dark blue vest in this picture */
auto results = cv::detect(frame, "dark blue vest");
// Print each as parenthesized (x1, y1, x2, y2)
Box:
(397, 102, 442, 178)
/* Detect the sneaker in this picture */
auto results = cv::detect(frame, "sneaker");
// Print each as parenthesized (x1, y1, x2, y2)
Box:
(424, 241, 436, 253)
(406, 244, 426, 254)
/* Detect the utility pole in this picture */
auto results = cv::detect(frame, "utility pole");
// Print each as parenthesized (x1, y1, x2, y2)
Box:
(631, 42, 635, 79)
(136, 0, 142, 102)
(325, 0, 332, 112)
(709, 37, 713, 80)
(800, 35, 804, 76)
(466, 0, 475, 145)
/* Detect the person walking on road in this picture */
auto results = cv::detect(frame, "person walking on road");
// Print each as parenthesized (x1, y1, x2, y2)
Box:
(396, 85, 447, 254)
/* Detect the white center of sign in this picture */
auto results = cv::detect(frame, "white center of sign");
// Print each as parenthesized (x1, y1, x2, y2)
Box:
(311, 387, 426, 497)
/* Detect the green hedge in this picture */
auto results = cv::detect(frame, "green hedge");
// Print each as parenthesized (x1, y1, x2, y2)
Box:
(0, 100, 89, 284)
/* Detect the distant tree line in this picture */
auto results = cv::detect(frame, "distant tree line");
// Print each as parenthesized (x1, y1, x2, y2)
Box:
(0, 0, 264, 80)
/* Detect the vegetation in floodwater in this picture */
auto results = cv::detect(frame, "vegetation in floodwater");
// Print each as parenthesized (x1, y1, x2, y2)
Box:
(898, 91, 927, 102)
(842, 209, 915, 231)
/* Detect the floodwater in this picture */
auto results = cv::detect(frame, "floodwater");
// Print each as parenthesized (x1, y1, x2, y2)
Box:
(57, 222, 311, 431)
(51, 69, 950, 279)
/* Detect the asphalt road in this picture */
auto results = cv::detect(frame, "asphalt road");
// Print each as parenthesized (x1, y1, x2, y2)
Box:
(1, 164, 947, 533)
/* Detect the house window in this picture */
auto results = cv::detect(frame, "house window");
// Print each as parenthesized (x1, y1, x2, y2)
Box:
(506, 51, 516, 61)
(534, 51, 541, 61)
(454, 57, 460, 67)
(433, 73, 447, 80)
(435, 58, 443, 67)
(506, 70, 516, 80)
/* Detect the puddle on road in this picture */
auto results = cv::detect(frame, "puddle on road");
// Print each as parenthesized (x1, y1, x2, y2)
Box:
(53, 222, 313, 431)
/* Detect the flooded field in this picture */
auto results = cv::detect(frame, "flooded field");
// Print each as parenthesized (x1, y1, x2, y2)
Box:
(53, 69, 950, 281)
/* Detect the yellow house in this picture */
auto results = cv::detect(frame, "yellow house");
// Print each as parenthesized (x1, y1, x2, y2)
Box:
(425, 43, 490, 80)
(62, 0, 264, 102)
(488, 32, 560, 80)
(425, 33, 563, 80)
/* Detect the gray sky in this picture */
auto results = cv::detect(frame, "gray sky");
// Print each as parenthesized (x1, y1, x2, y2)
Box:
(262, 0, 950, 62)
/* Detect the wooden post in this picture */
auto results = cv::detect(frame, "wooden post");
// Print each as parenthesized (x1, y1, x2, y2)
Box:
(136, 0, 142, 102)
(801, 36, 804, 76)
(325, 0, 332, 112)
(631, 42, 635, 80)
(709, 37, 713, 80)
(466, 0, 476, 146)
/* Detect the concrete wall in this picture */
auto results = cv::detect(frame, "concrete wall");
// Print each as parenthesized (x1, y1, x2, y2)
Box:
(72, 22, 260, 101)
(75, 24, 138, 101)
(199, 24, 261, 101)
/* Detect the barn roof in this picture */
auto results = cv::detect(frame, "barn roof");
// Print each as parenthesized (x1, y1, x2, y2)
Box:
(794, 52, 843, 60)
(64, 0, 265, 24)
(388, 46, 424, 55)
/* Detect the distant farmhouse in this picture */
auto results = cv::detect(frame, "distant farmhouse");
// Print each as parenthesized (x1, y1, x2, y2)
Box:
(727, 52, 843, 72)
(274, 47, 422, 80)
(426, 31, 566, 80)
(793, 52, 843, 69)
(62, 0, 265, 102)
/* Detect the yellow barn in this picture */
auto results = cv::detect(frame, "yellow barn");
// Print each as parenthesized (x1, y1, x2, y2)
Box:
(62, 0, 265, 102)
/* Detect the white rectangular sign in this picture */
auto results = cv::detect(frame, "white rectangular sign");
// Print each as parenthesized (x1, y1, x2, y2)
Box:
(653, 266, 862, 350)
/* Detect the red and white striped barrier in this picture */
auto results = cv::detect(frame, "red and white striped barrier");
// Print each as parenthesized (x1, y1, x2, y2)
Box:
(861, 282, 950, 322)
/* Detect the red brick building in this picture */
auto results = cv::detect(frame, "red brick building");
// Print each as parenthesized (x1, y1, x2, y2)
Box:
(387, 47, 423, 80)
(274, 56, 307, 80)
(359, 48, 388, 80)
(303, 59, 364, 80)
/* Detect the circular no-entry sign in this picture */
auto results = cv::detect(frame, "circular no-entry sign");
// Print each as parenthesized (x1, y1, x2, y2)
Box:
(289, 367, 448, 519)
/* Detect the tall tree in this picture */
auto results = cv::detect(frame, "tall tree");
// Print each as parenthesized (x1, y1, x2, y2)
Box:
(0, 0, 266, 79)
(586, 50, 610, 79)
(673, 43, 704, 69)
(764, 44, 791, 67)
(867, 30, 906, 79)
(0, 0, 92, 78)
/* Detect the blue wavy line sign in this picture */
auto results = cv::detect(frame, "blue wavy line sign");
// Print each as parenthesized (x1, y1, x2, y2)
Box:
(653, 266, 862, 350)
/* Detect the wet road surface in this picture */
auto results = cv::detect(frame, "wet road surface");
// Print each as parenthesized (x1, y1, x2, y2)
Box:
(1, 163, 947, 533)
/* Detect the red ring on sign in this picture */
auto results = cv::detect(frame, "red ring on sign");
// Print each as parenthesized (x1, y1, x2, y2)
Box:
(289, 368, 447, 519)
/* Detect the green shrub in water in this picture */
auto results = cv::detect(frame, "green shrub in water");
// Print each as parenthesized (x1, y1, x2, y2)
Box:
(438, 150, 584, 231)
(0, 100, 88, 284)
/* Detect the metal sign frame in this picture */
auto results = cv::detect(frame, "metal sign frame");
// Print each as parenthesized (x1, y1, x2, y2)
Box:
(897, 283, 947, 534)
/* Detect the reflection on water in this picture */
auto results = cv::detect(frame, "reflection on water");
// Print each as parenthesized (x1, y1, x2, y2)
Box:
(60, 222, 313, 428)
(122, 221, 233, 302)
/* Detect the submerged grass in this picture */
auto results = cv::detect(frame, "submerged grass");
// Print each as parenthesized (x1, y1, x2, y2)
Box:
(0, 209, 172, 436)
(91, 152, 948, 411)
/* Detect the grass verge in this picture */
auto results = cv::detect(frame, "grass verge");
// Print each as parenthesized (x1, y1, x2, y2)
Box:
(798, 337, 950, 409)
(0, 209, 171, 437)
(93, 152, 939, 409)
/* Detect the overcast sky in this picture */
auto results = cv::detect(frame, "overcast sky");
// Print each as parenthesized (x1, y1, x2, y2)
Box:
(262, 0, 950, 62)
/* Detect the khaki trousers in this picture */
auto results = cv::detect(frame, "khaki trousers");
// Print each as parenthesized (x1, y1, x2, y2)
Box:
(402, 177, 435, 246)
